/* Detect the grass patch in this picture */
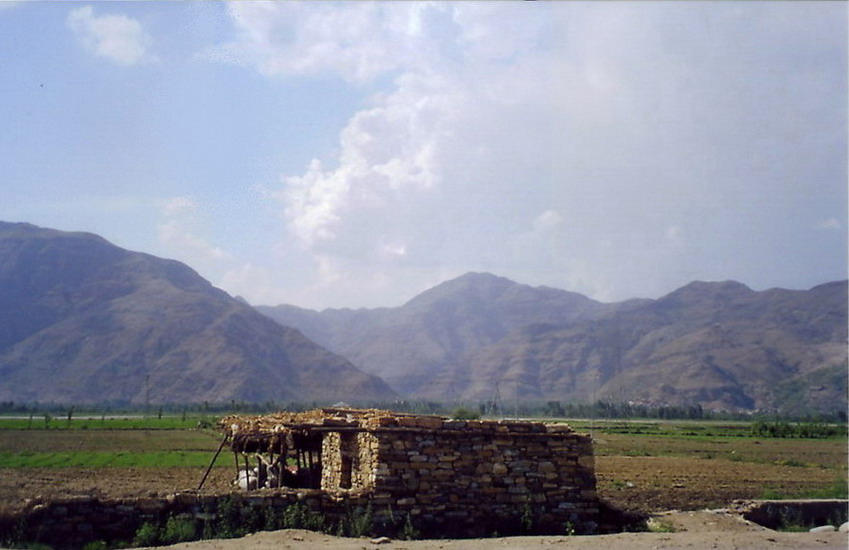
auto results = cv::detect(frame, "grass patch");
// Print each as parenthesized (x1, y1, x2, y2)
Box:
(0, 416, 211, 430)
(594, 432, 847, 470)
(807, 478, 849, 499)
(760, 477, 848, 500)
(646, 518, 676, 533)
(0, 428, 222, 454)
(0, 450, 230, 468)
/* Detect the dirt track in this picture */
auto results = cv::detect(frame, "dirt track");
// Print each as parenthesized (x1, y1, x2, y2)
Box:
(134, 512, 847, 550)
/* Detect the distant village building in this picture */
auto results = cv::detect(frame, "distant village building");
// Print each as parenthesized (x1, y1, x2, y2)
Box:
(220, 408, 600, 535)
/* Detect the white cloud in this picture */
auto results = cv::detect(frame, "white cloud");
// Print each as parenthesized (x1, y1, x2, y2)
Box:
(209, 2, 438, 83)
(817, 218, 842, 231)
(67, 5, 154, 66)
(218, 263, 276, 305)
(533, 210, 563, 232)
(381, 242, 407, 258)
(159, 196, 197, 216)
(210, 2, 846, 307)
(156, 196, 232, 264)
(157, 220, 231, 262)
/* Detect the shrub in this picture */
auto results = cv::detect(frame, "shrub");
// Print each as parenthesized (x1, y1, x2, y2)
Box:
(161, 516, 197, 545)
(401, 513, 420, 540)
(133, 522, 160, 547)
(451, 407, 480, 420)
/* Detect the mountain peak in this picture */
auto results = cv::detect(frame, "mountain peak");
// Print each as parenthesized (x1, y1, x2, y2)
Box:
(401, 272, 516, 308)
(665, 280, 753, 299)
(0, 222, 397, 404)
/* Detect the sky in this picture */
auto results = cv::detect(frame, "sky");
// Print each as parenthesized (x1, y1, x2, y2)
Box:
(1, 1, 846, 310)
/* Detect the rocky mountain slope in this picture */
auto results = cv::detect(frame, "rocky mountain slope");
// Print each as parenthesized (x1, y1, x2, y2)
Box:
(0, 222, 396, 404)
(259, 274, 848, 413)
(258, 273, 611, 395)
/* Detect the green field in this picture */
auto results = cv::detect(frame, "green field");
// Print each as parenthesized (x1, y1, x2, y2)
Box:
(0, 416, 845, 472)
(0, 415, 213, 431)
(0, 421, 228, 468)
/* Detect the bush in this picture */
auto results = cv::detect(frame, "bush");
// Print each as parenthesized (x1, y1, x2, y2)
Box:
(452, 407, 480, 420)
(133, 522, 160, 547)
(282, 502, 325, 532)
(346, 505, 373, 538)
(215, 495, 246, 539)
(161, 516, 197, 545)
(401, 513, 420, 540)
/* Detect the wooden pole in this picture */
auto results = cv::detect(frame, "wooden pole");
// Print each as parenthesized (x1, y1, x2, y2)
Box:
(278, 440, 285, 487)
(244, 454, 251, 488)
(197, 434, 229, 491)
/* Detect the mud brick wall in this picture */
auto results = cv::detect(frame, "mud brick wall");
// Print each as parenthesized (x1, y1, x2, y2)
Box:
(364, 420, 598, 535)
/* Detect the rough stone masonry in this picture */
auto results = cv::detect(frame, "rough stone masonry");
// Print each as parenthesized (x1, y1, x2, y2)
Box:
(0, 409, 601, 548)
(223, 408, 600, 536)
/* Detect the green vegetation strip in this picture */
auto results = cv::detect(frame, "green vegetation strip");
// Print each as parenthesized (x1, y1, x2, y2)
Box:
(566, 420, 847, 439)
(0, 451, 230, 468)
(0, 417, 214, 430)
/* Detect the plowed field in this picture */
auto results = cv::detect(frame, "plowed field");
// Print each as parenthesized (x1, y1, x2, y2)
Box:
(0, 427, 845, 516)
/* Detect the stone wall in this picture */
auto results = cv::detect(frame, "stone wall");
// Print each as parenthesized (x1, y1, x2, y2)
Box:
(364, 420, 598, 535)
(1, 490, 373, 550)
(2, 414, 600, 547)
(320, 431, 379, 491)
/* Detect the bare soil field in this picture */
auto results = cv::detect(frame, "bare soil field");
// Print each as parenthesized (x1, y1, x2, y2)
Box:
(1, 426, 846, 549)
(0, 454, 841, 516)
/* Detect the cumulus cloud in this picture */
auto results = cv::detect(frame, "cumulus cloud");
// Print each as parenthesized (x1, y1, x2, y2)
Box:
(212, 2, 846, 307)
(156, 196, 232, 264)
(817, 218, 842, 231)
(159, 196, 197, 216)
(533, 211, 563, 233)
(208, 2, 436, 83)
(67, 5, 154, 65)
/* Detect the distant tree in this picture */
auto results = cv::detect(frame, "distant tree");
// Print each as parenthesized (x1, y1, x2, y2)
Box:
(451, 407, 480, 420)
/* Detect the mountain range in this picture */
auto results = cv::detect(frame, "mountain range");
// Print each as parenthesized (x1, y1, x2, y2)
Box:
(1, 221, 845, 413)
(0, 222, 395, 404)
(259, 273, 848, 414)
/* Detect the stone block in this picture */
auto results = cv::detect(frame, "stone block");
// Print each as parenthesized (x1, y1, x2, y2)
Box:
(442, 420, 466, 430)
(577, 455, 594, 468)
(416, 417, 444, 430)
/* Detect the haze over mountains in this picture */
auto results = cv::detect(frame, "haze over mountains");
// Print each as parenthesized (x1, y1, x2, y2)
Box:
(0, 222, 395, 404)
(0, 221, 845, 414)
(259, 273, 848, 414)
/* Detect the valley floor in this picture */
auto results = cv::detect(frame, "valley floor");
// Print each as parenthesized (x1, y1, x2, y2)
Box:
(0, 455, 841, 516)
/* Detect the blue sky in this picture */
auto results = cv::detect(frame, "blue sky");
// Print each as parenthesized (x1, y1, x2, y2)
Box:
(1, 2, 846, 309)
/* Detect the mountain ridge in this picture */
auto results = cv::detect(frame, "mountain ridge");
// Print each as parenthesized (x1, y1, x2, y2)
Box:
(259, 272, 847, 413)
(0, 222, 397, 404)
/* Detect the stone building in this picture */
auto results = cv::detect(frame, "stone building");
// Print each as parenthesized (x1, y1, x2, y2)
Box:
(221, 408, 599, 535)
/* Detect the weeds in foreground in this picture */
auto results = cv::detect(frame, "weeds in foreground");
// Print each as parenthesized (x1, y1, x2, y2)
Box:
(761, 477, 848, 500)
(520, 498, 534, 532)
(401, 513, 420, 540)
(646, 518, 676, 533)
